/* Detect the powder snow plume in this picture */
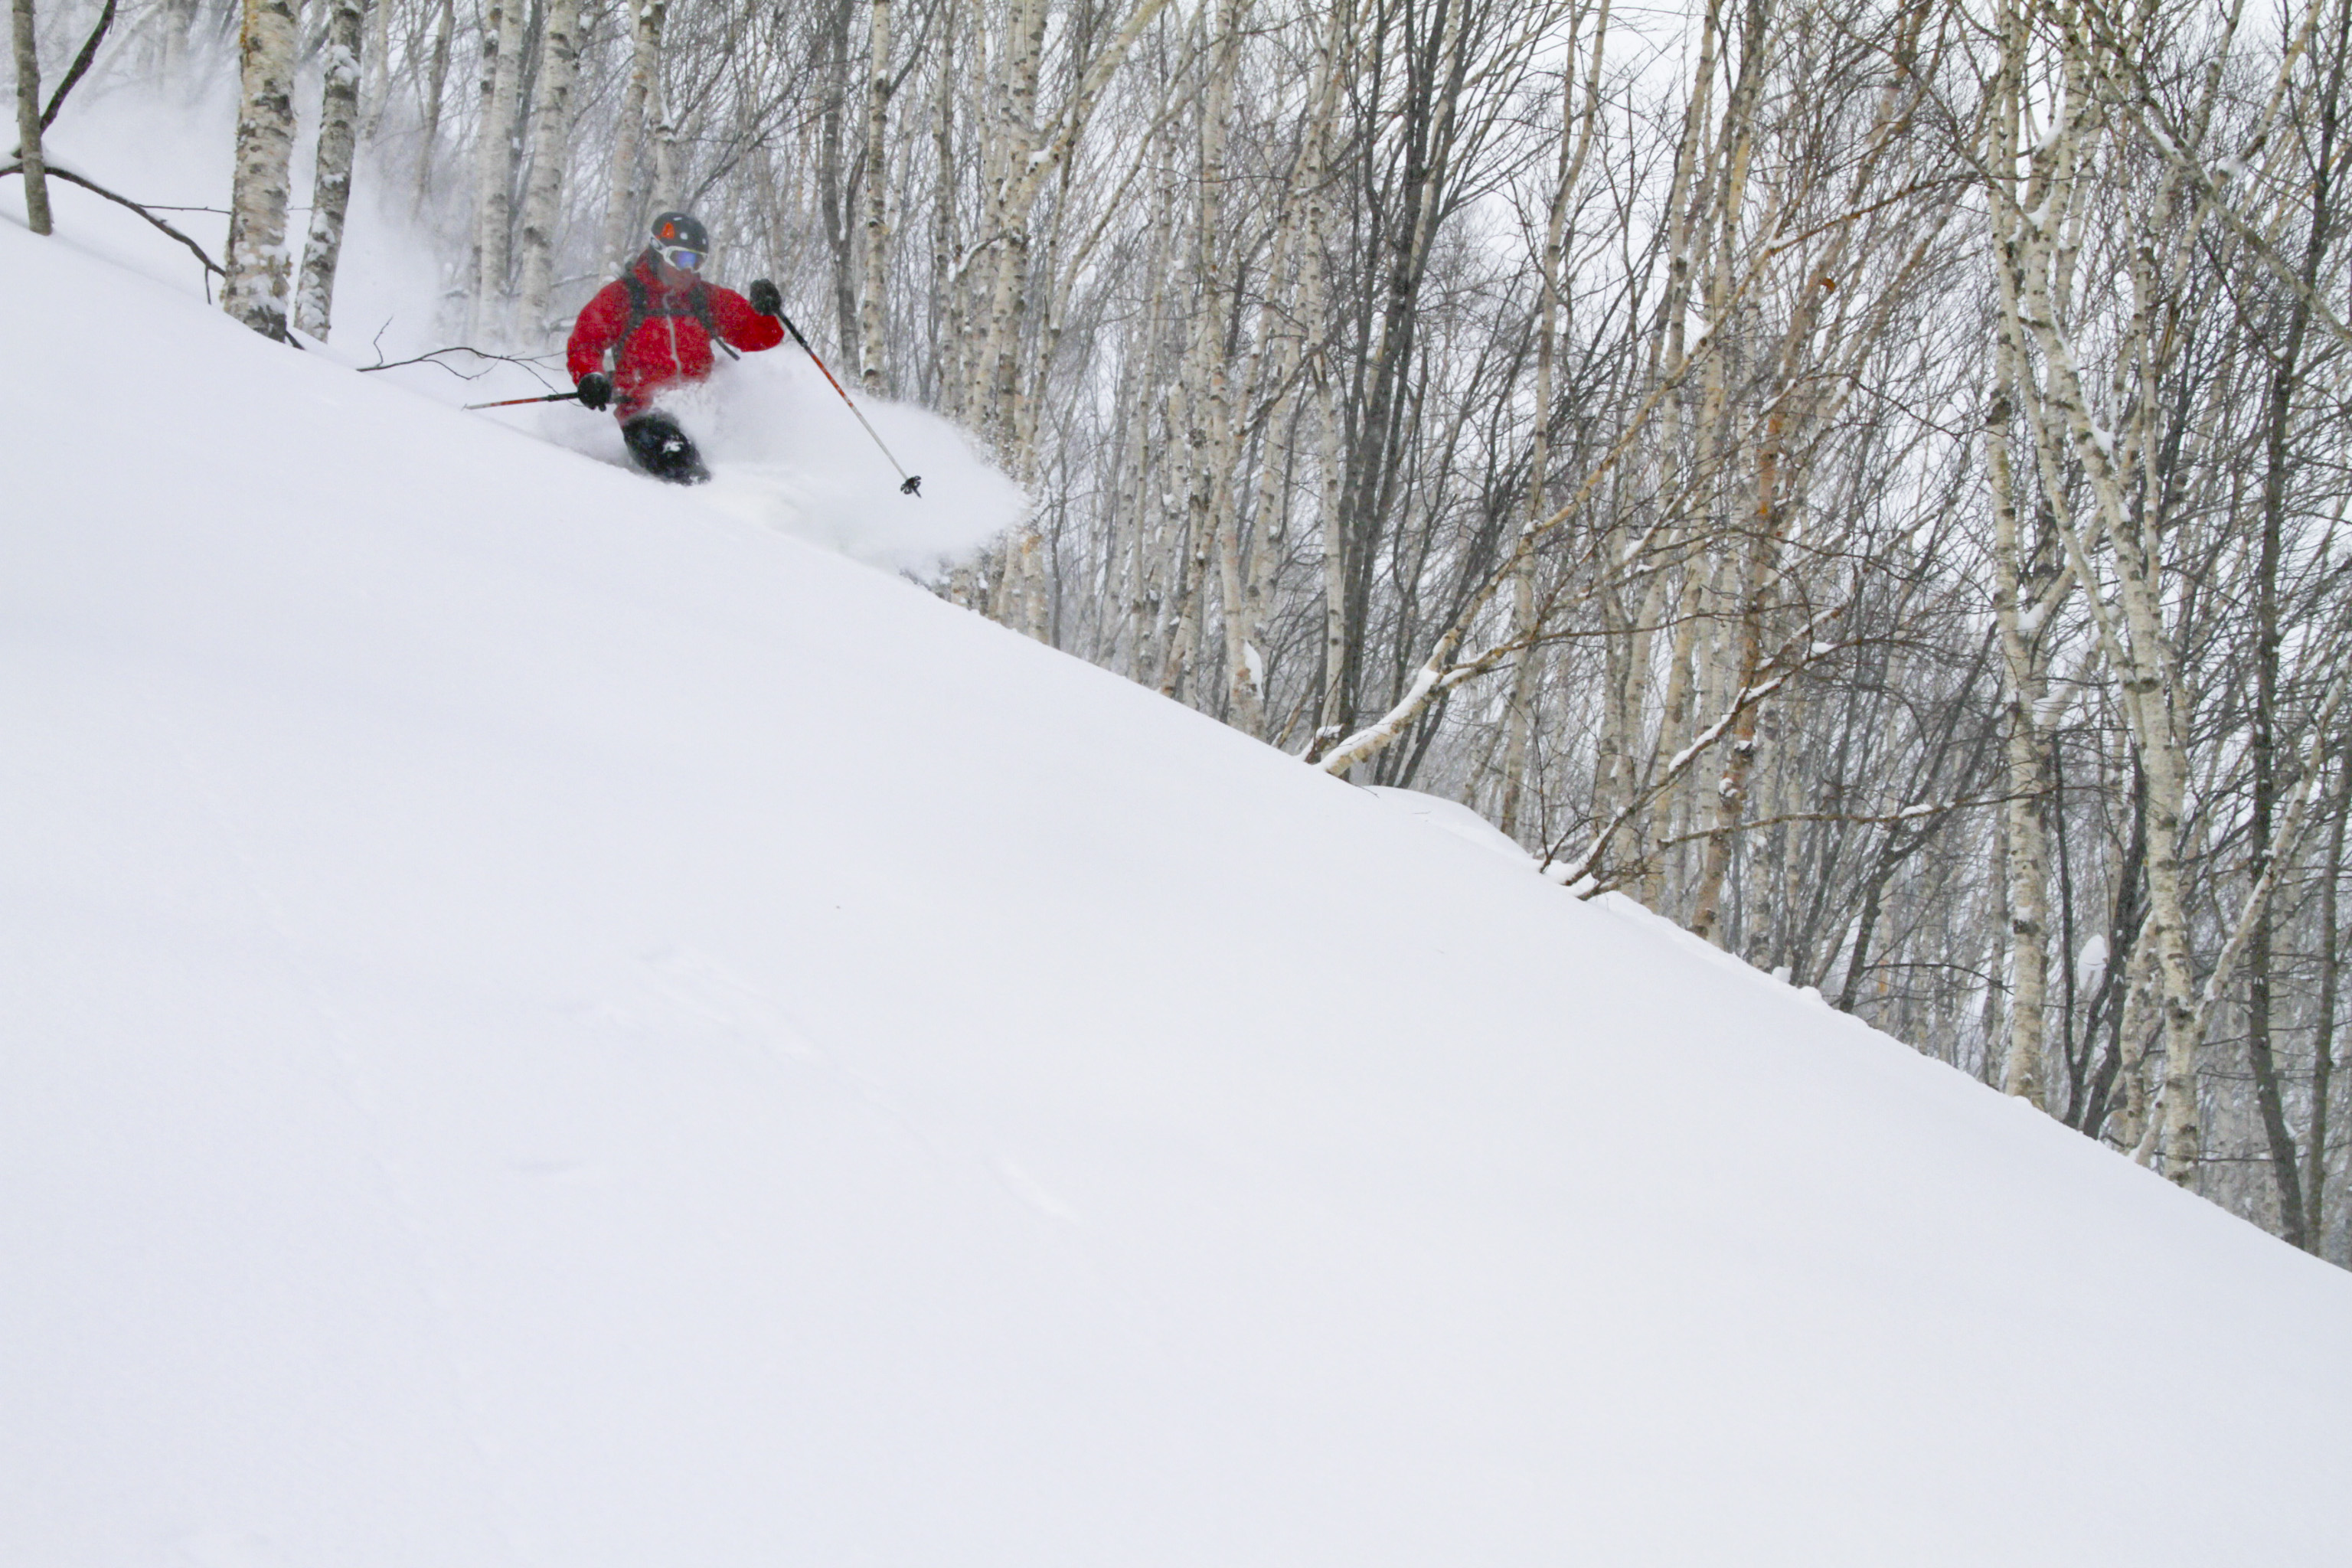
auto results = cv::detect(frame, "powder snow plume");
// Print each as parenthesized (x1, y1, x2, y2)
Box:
(678, 350, 1027, 576)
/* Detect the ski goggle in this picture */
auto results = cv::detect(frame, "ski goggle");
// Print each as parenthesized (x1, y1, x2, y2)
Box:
(656, 243, 704, 270)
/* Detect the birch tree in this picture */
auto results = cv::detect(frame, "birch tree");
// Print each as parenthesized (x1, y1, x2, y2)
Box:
(293, 0, 367, 338)
(969, 0, 1178, 635)
(1498, 19, 1606, 837)
(411, 0, 456, 207)
(603, 0, 666, 261)
(858, 0, 893, 394)
(467, 0, 524, 338)
(1170, 0, 1245, 703)
(11, 0, 51, 235)
(514, 0, 581, 335)
(222, 0, 302, 339)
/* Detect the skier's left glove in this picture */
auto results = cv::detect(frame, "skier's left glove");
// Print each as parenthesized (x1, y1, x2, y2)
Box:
(748, 279, 783, 318)
(576, 371, 612, 410)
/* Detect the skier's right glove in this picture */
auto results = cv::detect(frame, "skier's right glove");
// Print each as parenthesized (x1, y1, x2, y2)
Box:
(576, 371, 612, 411)
(748, 279, 783, 318)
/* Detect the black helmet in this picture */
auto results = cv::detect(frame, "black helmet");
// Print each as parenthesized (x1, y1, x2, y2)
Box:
(648, 211, 709, 269)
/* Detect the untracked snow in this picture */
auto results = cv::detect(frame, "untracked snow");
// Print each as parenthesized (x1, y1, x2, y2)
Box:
(5, 219, 2352, 1568)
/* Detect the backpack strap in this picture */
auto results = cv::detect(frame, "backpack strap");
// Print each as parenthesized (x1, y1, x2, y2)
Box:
(620, 270, 648, 327)
(688, 281, 742, 360)
(615, 267, 740, 361)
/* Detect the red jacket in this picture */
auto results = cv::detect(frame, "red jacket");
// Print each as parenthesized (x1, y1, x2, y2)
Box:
(566, 252, 786, 415)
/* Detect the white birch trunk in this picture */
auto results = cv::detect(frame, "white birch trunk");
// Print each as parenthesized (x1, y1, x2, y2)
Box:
(468, 0, 524, 341)
(412, 0, 454, 208)
(160, 0, 197, 80)
(11, 0, 52, 236)
(222, 0, 302, 339)
(358, 0, 392, 142)
(1677, 0, 1772, 930)
(603, 0, 666, 265)
(1997, 149, 2204, 1177)
(293, 0, 366, 339)
(1303, 0, 1353, 750)
(1121, 178, 1179, 679)
(514, 0, 581, 337)
(1638, 559, 1708, 908)
(1192, 0, 1245, 720)
(929, 23, 959, 414)
(1232, 159, 1320, 736)
(820, 5, 857, 366)
(648, 68, 676, 214)
(1988, 381, 2053, 1106)
(1686, 524, 1766, 946)
(1629, 5, 1720, 903)
(2115, 944, 2157, 1159)
(971, 0, 1175, 636)
(1502, 22, 1604, 837)
(858, 0, 893, 396)
(980, 0, 1049, 634)
(1981, 24, 2071, 1107)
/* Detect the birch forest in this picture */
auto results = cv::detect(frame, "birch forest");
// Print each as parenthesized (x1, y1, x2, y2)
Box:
(18, 0, 2352, 1260)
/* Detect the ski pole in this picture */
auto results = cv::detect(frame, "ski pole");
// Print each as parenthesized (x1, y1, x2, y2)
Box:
(773, 308, 923, 497)
(465, 389, 585, 410)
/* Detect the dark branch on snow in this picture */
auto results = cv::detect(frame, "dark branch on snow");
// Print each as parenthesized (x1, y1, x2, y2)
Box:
(0, 162, 223, 279)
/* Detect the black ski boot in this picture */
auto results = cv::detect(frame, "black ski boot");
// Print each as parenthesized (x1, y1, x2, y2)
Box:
(621, 412, 710, 485)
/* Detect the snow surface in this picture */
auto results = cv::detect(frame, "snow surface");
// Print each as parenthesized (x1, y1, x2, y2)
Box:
(5, 217, 2352, 1567)
(1364, 785, 1537, 867)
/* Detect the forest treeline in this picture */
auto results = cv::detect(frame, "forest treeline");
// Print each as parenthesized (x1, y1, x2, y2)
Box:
(13, 0, 2352, 1260)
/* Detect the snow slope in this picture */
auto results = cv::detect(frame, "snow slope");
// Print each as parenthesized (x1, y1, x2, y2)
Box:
(5, 220, 2350, 1568)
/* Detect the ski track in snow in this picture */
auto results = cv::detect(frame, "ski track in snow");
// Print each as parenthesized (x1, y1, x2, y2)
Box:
(629, 939, 1124, 1301)
(158, 691, 541, 1568)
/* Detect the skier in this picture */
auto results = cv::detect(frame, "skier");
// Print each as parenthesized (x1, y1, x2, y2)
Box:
(567, 211, 787, 483)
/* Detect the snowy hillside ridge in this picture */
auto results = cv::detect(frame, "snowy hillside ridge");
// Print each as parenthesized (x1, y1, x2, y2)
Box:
(7, 219, 2352, 1568)
(1364, 785, 1537, 866)
(1371, 788, 1851, 1015)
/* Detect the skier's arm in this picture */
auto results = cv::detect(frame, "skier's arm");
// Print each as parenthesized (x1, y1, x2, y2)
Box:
(709, 284, 787, 354)
(566, 283, 632, 381)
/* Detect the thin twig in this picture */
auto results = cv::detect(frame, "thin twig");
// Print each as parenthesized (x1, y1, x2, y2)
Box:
(354, 345, 564, 386)
(1645, 793, 2034, 851)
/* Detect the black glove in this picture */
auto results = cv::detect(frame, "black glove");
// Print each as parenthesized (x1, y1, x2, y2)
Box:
(747, 279, 782, 318)
(576, 371, 612, 410)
